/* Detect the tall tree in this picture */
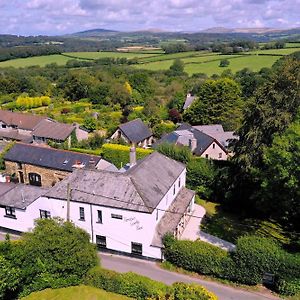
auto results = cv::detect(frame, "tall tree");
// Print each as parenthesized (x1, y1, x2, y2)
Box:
(183, 77, 243, 130)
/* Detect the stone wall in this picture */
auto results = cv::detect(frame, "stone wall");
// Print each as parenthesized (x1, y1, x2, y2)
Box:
(5, 161, 70, 187)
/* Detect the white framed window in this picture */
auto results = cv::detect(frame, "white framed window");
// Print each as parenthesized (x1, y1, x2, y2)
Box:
(97, 210, 102, 223)
(96, 235, 107, 249)
(40, 210, 51, 219)
(5, 207, 16, 218)
(79, 207, 85, 221)
(131, 242, 142, 255)
(219, 153, 222, 158)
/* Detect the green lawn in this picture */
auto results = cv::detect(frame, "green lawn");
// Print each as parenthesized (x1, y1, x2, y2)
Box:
(22, 285, 132, 300)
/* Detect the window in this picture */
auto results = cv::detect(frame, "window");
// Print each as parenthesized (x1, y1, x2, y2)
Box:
(205, 154, 209, 159)
(2, 124, 6, 128)
(96, 235, 106, 249)
(29, 173, 42, 186)
(212, 143, 215, 149)
(219, 153, 222, 158)
(40, 210, 51, 219)
(178, 177, 181, 188)
(97, 210, 102, 223)
(79, 207, 85, 221)
(17, 162, 22, 169)
(131, 242, 142, 255)
(5, 207, 16, 218)
(111, 213, 122, 220)
(173, 185, 175, 195)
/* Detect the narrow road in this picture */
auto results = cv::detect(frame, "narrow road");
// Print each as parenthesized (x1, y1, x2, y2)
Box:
(100, 253, 280, 300)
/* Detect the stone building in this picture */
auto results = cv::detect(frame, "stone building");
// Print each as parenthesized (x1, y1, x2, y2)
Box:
(4, 143, 117, 187)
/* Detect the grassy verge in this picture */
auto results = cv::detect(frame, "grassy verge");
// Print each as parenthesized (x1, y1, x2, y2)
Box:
(22, 285, 132, 300)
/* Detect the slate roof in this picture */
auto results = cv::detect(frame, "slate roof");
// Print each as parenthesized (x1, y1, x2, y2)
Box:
(119, 119, 152, 143)
(0, 183, 48, 209)
(193, 125, 238, 148)
(151, 187, 195, 247)
(0, 129, 33, 143)
(4, 143, 103, 172)
(45, 151, 185, 213)
(156, 123, 217, 156)
(183, 94, 196, 110)
(32, 119, 75, 141)
(0, 110, 46, 131)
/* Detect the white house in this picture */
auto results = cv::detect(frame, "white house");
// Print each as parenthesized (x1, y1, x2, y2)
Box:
(155, 123, 228, 160)
(0, 151, 195, 260)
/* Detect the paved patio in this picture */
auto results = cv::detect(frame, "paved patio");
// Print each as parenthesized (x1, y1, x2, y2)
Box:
(180, 204, 236, 251)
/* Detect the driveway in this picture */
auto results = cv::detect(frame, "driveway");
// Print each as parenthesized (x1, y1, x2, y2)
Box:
(100, 253, 280, 300)
(180, 204, 236, 251)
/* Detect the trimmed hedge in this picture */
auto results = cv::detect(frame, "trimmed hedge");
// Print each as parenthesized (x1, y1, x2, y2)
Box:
(84, 267, 217, 300)
(163, 234, 227, 276)
(102, 143, 153, 168)
(163, 234, 300, 296)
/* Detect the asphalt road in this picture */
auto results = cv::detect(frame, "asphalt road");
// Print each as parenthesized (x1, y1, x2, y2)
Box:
(100, 253, 281, 300)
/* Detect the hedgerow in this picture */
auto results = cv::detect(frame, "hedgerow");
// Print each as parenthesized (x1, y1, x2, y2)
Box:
(102, 143, 153, 168)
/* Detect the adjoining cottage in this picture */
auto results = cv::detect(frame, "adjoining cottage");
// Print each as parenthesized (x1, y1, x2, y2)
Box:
(4, 143, 117, 187)
(0, 109, 88, 146)
(111, 118, 154, 148)
(0, 151, 195, 260)
(155, 123, 228, 160)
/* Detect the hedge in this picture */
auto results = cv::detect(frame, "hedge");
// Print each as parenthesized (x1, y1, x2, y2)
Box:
(163, 234, 227, 276)
(102, 143, 153, 168)
(163, 234, 300, 296)
(84, 267, 217, 300)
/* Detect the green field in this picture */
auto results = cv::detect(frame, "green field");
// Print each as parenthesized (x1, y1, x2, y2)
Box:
(23, 285, 132, 300)
(0, 47, 299, 75)
(286, 42, 300, 48)
(64, 51, 160, 60)
(0, 54, 74, 68)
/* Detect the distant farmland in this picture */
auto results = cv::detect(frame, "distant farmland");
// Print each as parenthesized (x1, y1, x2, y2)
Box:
(0, 47, 299, 75)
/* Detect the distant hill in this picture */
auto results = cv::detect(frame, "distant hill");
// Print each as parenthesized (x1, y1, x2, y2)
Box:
(201, 27, 300, 34)
(67, 28, 119, 37)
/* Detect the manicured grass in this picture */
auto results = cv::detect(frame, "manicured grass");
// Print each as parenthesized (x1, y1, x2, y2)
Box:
(22, 285, 132, 300)
(0, 54, 77, 68)
(196, 198, 218, 217)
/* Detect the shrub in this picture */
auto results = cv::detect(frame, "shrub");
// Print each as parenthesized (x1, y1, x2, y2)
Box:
(173, 282, 217, 300)
(156, 143, 191, 164)
(102, 143, 153, 168)
(163, 235, 227, 276)
(84, 267, 169, 299)
(84, 267, 217, 300)
(275, 278, 300, 296)
(231, 236, 282, 285)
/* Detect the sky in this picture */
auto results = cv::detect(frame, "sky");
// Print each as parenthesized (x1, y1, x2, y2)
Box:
(1, 0, 299, 36)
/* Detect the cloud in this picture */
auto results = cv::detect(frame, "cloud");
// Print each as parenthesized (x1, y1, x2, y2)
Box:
(0, 0, 299, 35)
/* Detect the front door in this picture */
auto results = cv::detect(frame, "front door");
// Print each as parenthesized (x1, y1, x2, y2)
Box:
(18, 171, 24, 183)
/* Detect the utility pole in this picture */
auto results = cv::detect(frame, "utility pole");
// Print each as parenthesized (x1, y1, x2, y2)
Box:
(66, 183, 71, 221)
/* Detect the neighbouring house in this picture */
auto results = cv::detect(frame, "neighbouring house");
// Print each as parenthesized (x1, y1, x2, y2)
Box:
(4, 143, 117, 187)
(183, 93, 196, 110)
(192, 124, 238, 149)
(111, 119, 154, 147)
(0, 109, 88, 146)
(0, 151, 195, 260)
(155, 123, 228, 160)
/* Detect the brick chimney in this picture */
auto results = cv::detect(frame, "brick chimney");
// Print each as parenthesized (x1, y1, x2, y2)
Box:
(130, 144, 137, 167)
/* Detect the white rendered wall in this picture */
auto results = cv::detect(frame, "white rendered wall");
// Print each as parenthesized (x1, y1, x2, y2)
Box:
(201, 142, 227, 160)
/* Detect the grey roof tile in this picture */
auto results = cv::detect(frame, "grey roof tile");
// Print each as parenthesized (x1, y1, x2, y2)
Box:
(0, 183, 48, 209)
(4, 143, 102, 172)
(151, 187, 195, 247)
(119, 119, 152, 143)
